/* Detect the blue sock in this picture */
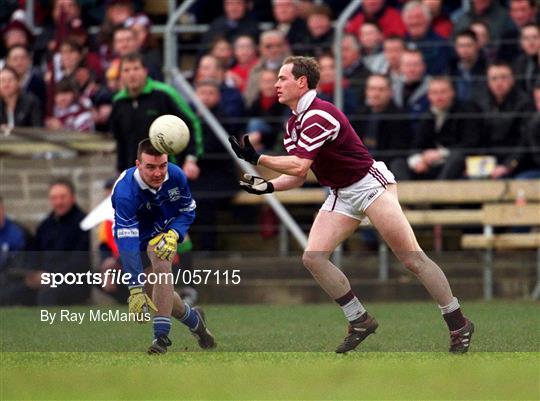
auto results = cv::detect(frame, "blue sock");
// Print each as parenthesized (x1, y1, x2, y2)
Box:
(177, 303, 199, 330)
(153, 315, 171, 338)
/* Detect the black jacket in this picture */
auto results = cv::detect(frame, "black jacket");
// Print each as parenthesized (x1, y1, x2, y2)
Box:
(513, 53, 540, 94)
(414, 101, 481, 152)
(33, 204, 89, 275)
(110, 79, 198, 172)
(475, 87, 535, 166)
(247, 95, 289, 150)
(0, 93, 43, 127)
(357, 101, 413, 164)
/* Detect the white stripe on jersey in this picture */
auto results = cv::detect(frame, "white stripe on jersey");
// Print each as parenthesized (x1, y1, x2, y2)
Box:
(284, 137, 293, 145)
(297, 138, 326, 152)
(301, 110, 341, 133)
(285, 144, 297, 152)
(300, 125, 337, 143)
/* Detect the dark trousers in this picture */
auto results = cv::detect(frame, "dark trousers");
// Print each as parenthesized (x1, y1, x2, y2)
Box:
(390, 152, 466, 181)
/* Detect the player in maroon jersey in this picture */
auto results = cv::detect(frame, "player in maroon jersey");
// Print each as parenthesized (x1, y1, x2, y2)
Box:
(229, 56, 474, 353)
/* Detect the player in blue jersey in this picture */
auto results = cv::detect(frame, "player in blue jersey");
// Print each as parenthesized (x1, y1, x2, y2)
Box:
(112, 139, 215, 354)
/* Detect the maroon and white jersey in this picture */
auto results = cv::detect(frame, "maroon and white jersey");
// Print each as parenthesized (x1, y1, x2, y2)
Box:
(283, 90, 373, 188)
(53, 97, 95, 132)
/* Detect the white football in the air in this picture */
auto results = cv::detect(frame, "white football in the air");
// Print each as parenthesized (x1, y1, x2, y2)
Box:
(148, 114, 190, 154)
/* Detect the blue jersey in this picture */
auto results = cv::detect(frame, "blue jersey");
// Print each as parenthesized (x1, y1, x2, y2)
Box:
(111, 163, 196, 286)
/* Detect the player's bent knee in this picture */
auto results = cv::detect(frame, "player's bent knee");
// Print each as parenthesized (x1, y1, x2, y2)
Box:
(302, 250, 330, 271)
(399, 252, 427, 275)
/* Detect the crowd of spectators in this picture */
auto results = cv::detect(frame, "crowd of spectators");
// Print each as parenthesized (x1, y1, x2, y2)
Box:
(0, 0, 539, 272)
(0, 0, 537, 181)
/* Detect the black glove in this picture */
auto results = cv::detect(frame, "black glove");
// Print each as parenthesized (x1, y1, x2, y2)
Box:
(229, 135, 261, 165)
(239, 174, 274, 195)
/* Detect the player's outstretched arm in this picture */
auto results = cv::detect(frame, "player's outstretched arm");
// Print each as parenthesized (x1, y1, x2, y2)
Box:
(229, 134, 313, 176)
(270, 174, 306, 191)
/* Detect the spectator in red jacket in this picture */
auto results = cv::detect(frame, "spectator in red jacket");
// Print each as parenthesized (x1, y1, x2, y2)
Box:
(346, 0, 407, 38)
(422, 0, 452, 38)
(227, 35, 259, 93)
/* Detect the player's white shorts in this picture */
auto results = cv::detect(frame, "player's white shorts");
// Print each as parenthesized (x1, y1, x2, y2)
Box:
(320, 161, 396, 222)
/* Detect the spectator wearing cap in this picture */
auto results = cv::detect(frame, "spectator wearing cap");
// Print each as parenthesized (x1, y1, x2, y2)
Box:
(201, 0, 260, 52)
(0, 66, 43, 128)
(346, 0, 407, 38)
(402, 1, 451, 75)
(46, 77, 94, 132)
(5, 45, 46, 110)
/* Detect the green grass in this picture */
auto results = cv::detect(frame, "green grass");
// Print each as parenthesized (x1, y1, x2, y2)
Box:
(1, 302, 539, 400)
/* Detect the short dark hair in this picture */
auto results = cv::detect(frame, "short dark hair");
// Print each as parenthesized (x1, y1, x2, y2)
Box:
(120, 51, 146, 70)
(455, 29, 478, 43)
(308, 4, 332, 19)
(49, 177, 75, 195)
(60, 38, 84, 54)
(195, 79, 221, 90)
(367, 73, 391, 88)
(429, 75, 454, 88)
(283, 56, 320, 89)
(488, 60, 513, 72)
(56, 77, 79, 94)
(137, 138, 164, 160)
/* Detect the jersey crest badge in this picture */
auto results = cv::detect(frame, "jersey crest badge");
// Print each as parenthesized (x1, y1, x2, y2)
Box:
(168, 187, 181, 202)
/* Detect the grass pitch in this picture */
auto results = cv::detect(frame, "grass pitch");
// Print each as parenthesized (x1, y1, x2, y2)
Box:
(1, 302, 539, 400)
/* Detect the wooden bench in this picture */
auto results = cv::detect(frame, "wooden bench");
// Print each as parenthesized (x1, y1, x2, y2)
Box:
(461, 203, 540, 300)
(234, 180, 540, 292)
(234, 180, 540, 228)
